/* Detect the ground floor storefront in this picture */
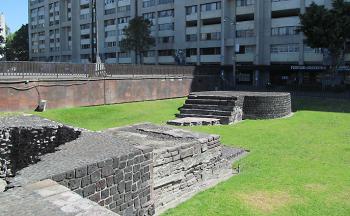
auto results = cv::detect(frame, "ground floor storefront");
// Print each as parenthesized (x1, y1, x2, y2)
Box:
(233, 64, 350, 90)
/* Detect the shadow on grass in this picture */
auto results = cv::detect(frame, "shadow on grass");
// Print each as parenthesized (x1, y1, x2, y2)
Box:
(292, 96, 350, 113)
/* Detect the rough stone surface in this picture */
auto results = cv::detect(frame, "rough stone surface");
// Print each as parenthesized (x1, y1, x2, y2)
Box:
(174, 91, 292, 125)
(1, 116, 246, 216)
(0, 178, 6, 192)
(106, 123, 246, 213)
(0, 115, 81, 177)
(10, 131, 154, 216)
(0, 179, 119, 216)
(167, 117, 221, 126)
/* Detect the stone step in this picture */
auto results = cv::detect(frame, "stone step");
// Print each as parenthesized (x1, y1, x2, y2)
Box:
(185, 99, 236, 106)
(176, 114, 233, 125)
(182, 104, 234, 111)
(180, 108, 233, 117)
(167, 117, 221, 126)
(188, 94, 237, 101)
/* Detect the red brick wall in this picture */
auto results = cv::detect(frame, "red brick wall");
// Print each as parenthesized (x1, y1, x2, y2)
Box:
(0, 78, 196, 112)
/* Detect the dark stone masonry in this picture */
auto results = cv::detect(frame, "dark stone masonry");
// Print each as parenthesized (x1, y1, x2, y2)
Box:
(0, 116, 80, 177)
(173, 91, 292, 125)
(0, 116, 246, 216)
(106, 123, 246, 214)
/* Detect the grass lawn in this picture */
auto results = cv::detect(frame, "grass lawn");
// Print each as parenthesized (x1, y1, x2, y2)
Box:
(33, 97, 350, 216)
(34, 98, 186, 131)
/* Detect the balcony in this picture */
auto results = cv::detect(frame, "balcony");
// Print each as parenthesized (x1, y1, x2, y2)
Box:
(271, 17, 300, 28)
(186, 13, 198, 21)
(345, 54, 350, 62)
(159, 56, 174, 64)
(271, 53, 299, 62)
(118, 57, 132, 64)
(200, 55, 221, 63)
(158, 17, 174, 25)
(305, 0, 326, 6)
(201, 10, 221, 19)
(272, 0, 300, 11)
(186, 27, 197, 35)
(105, 58, 117, 64)
(236, 53, 255, 62)
(186, 56, 198, 63)
(106, 25, 117, 31)
(236, 20, 255, 31)
(105, 36, 117, 43)
(201, 24, 221, 34)
(236, 5, 254, 15)
(117, 0, 131, 7)
(304, 53, 323, 62)
(143, 57, 156, 64)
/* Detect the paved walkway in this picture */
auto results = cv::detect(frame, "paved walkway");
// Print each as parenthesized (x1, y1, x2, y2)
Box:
(0, 180, 118, 216)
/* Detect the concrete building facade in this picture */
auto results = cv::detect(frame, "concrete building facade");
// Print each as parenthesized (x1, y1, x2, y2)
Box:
(0, 13, 6, 50)
(28, 0, 350, 86)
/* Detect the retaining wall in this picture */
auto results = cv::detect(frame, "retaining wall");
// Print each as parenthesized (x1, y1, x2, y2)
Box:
(106, 123, 245, 214)
(242, 93, 292, 119)
(152, 134, 232, 212)
(50, 146, 155, 216)
(0, 76, 220, 112)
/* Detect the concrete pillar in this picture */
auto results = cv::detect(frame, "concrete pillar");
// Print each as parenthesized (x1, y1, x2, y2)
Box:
(254, 70, 260, 87)
(298, 71, 303, 85)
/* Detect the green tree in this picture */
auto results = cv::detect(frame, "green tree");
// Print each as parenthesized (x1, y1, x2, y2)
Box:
(119, 16, 155, 64)
(299, 0, 350, 85)
(4, 24, 29, 61)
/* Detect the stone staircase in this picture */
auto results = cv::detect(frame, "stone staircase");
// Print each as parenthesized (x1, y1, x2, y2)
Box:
(175, 93, 243, 125)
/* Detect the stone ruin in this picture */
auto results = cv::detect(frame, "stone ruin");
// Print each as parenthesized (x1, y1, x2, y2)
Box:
(0, 116, 246, 216)
(168, 91, 292, 126)
(0, 116, 81, 177)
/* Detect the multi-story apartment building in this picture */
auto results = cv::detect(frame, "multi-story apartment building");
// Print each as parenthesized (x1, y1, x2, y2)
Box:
(0, 13, 5, 46)
(29, 0, 350, 86)
(0, 13, 5, 60)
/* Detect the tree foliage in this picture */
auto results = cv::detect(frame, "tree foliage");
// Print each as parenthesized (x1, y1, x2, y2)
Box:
(299, 0, 350, 71)
(119, 17, 155, 64)
(3, 24, 29, 61)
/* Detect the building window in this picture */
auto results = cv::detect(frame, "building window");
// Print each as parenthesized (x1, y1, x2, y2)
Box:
(201, 2, 221, 12)
(186, 6, 197, 15)
(271, 26, 298, 36)
(271, 44, 299, 53)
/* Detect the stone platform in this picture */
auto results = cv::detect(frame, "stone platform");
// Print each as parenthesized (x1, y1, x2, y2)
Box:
(170, 91, 292, 125)
(105, 123, 246, 214)
(1, 116, 246, 216)
(167, 117, 220, 126)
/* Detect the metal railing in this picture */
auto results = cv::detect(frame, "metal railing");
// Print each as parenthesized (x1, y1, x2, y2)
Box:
(0, 61, 204, 80)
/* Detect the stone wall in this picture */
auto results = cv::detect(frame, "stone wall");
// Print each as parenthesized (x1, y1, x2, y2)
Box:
(0, 75, 220, 112)
(0, 116, 80, 177)
(6, 116, 155, 216)
(49, 146, 155, 216)
(106, 123, 246, 214)
(242, 93, 292, 119)
(186, 91, 292, 121)
(153, 134, 233, 212)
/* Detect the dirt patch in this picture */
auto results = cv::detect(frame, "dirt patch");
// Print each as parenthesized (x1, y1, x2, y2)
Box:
(304, 183, 327, 192)
(328, 188, 350, 205)
(238, 191, 295, 214)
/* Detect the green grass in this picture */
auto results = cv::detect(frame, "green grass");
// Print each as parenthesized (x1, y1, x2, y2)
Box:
(29, 97, 350, 215)
(34, 98, 186, 131)
(0, 112, 21, 117)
